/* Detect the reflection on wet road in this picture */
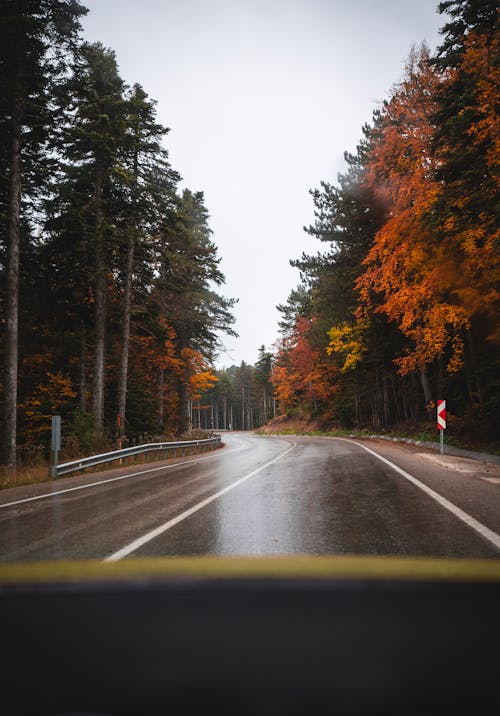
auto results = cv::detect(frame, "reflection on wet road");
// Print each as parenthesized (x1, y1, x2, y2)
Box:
(1, 432, 499, 561)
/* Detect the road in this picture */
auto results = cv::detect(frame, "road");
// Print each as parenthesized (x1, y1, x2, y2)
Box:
(1, 432, 500, 562)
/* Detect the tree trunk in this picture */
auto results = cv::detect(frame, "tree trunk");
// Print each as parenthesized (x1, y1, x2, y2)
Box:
(80, 321, 87, 412)
(383, 374, 390, 426)
(2, 98, 22, 468)
(177, 365, 190, 435)
(466, 329, 483, 404)
(117, 230, 134, 439)
(158, 368, 164, 428)
(117, 137, 139, 438)
(92, 169, 106, 430)
(419, 368, 434, 420)
(354, 372, 359, 426)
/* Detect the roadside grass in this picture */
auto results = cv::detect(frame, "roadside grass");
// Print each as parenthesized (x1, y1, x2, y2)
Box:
(0, 463, 52, 491)
(0, 456, 145, 491)
(256, 425, 374, 439)
(256, 423, 500, 456)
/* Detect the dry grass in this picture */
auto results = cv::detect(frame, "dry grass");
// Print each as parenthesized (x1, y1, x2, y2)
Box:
(0, 463, 52, 491)
(257, 415, 324, 435)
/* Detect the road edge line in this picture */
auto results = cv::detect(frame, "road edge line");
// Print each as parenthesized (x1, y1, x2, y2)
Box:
(335, 437, 500, 552)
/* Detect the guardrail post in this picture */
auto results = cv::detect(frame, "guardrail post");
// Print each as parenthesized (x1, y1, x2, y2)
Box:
(50, 415, 61, 479)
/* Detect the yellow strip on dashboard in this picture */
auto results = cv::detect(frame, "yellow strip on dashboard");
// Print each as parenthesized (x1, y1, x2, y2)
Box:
(0, 554, 500, 585)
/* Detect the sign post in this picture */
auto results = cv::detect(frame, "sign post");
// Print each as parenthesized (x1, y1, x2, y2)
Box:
(437, 400, 446, 455)
(50, 415, 61, 478)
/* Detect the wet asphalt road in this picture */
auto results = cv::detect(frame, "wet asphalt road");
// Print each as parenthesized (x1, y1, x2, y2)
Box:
(1, 432, 499, 562)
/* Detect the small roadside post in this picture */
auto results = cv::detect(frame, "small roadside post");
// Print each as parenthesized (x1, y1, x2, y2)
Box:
(437, 400, 446, 455)
(50, 415, 61, 478)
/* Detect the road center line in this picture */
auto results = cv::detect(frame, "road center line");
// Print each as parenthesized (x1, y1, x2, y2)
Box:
(103, 441, 297, 562)
(338, 438, 500, 552)
(0, 442, 247, 510)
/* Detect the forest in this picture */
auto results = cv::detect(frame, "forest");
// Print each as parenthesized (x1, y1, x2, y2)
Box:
(267, 0, 499, 452)
(0, 0, 238, 469)
(1, 0, 499, 473)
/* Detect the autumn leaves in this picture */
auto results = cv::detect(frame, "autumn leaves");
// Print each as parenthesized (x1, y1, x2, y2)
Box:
(272, 2, 499, 433)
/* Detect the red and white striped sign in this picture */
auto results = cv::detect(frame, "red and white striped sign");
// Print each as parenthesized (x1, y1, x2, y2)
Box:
(437, 400, 446, 430)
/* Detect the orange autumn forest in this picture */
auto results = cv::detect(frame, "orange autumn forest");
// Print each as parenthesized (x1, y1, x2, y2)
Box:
(272, 2, 499, 450)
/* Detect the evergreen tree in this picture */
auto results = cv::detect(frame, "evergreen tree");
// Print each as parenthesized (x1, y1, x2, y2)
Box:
(115, 83, 179, 440)
(58, 41, 127, 430)
(153, 189, 237, 433)
(254, 345, 274, 423)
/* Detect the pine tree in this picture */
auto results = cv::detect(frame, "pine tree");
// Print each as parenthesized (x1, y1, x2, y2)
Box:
(115, 83, 179, 441)
(153, 189, 237, 434)
(254, 345, 274, 423)
(59, 42, 127, 430)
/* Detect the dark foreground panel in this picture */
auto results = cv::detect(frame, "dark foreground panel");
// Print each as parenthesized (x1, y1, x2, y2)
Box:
(1, 557, 500, 716)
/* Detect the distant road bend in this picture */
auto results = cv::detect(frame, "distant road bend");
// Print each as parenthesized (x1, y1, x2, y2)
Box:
(1, 432, 500, 562)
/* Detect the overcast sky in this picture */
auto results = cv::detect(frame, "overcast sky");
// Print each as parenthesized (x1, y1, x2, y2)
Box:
(80, 0, 444, 369)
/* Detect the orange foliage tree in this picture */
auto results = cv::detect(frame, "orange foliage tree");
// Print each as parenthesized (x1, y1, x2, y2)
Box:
(272, 316, 336, 415)
(183, 347, 218, 402)
(356, 46, 471, 381)
(19, 371, 77, 445)
(125, 329, 181, 437)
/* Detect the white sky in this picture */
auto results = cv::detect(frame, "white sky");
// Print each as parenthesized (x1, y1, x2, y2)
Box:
(80, 0, 444, 369)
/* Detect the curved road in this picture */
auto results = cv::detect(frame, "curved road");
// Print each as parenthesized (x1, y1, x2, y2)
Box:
(1, 432, 500, 562)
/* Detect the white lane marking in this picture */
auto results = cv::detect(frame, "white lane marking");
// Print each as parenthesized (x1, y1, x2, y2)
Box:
(0, 441, 248, 510)
(104, 441, 297, 562)
(336, 438, 500, 552)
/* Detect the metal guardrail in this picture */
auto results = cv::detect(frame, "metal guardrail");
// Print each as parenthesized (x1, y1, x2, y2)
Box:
(50, 435, 222, 478)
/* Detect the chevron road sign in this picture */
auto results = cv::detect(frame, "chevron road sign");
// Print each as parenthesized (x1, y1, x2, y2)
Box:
(437, 400, 446, 455)
(437, 400, 446, 430)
